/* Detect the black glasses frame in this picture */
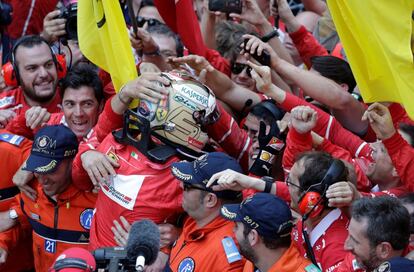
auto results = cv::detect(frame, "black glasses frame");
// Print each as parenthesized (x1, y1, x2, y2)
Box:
(136, 16, 162, 28)
(231, 62, 252, 77)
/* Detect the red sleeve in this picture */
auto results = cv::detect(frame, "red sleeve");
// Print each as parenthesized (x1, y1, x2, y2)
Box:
(94, 97, 123, 143)
(282, 127, 313, 171)
(6, 0, 58, 39)
(321, 227, 348, 272)
(205, 103, 251, 172)
(288, 25, 329, 68)
(363, 103, 414, 142)
(71, 144, 94, 191)
(318, 138, 353, 161)
(383, 132, 414, 191)
(5, 113, 34, 139)
(279, 92, 372, 159)
(205, 48, 231, 76)
(318, 139, 372, 192)
(360, 185, 409, 198)
(154, 0, 230, 74)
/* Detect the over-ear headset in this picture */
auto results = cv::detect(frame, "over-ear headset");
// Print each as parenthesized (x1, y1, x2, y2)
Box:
(256, 99, 285, 122)
(49, 257, 93, 272)
(2, 35, 67, 87)
(298, 159, 346, 219)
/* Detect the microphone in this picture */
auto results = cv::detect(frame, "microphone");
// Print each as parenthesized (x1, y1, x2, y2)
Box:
(126, 219, 160, 272)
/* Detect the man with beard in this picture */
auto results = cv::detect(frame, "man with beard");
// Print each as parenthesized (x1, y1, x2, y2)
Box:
(221, 193, 319, 272)
(0, 35, 62, 128)
(338, 197, 411, 272)
(169, 152, 245, 272)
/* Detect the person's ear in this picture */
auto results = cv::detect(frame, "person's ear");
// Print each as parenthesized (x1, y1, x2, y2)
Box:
(98, 100, 104, 113)
(248, 229, 260, 247)
(376, 242, 393, 260)
(205, 192, 218, 208)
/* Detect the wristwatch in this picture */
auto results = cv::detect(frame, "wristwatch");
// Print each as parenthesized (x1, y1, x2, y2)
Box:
(261, 176, 274, 193)
(8, 209, 18, 220)
(261, 27, 280, 43)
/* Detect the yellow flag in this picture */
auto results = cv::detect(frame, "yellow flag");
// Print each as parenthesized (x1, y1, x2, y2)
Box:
(327, 0, 414, 119)
(77, 0, 137, 96)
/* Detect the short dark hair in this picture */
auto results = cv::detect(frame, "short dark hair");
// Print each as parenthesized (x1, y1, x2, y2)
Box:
(351, 196, 410, 250)
(147, 23, 184, 57)
(296, 151, 348, 194)
(310, 56, 356, 93)
(139, 0, 155, 9)
(242, 223, 291, 249)
(59, 63, 104, 103)
(216, 21, 258, 60)
(12, 35, 53, 67)
(400, 193, 414, 233)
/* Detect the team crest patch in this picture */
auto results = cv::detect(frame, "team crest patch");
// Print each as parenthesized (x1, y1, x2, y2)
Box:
(79, 208, 93, 230)
(374, 262, 390, 272)
(178, 257, 195, 272)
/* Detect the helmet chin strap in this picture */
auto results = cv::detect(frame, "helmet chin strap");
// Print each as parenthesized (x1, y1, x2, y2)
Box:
(113, 109, 177, 164)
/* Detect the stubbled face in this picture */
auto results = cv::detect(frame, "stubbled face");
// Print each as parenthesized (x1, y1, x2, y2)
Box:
(62, 86, 101, 138)
(34, 159, 72, 197)
(231, 55, 256, 91)
(180, 182, 206, 221)
(234, 222, 257, 263)
(286, 160, 305, 212)
(16, 43, 58, 103)
(344, 217, 382, 271)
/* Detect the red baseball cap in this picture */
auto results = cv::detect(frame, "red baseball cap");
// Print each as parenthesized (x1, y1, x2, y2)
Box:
(49, 247, 96, 272)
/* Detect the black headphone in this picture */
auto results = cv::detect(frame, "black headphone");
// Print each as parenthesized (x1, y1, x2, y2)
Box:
(255, 99, 285, 121)
(50, 257, 94, 272)
(299, 159, 346, 269)
(298, 159, 346, 219)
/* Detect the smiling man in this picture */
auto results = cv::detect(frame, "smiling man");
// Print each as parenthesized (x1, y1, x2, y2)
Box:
(0, 125, 97, 272)
(6, 64, 104, 140)
(0, 35, 62, 128)
(338, 197, 411, 272)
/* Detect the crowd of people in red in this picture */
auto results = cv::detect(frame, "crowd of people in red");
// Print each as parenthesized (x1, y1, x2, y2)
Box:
(0, 0, 413, 271)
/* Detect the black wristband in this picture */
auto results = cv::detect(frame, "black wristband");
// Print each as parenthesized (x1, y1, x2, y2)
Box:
(261, 28, 279, 43)
(262, 176, 274, 193)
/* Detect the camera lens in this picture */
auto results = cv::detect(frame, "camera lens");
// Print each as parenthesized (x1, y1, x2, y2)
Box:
(66, 16, 78, 40)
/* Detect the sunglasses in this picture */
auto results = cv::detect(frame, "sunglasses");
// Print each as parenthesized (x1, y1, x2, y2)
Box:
(231, 62, 252, 77)
(136, 16, 162, 28)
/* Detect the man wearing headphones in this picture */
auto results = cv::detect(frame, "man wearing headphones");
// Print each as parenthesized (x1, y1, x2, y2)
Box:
(0, 35, 64, 128)
(208, 106, 350, 272)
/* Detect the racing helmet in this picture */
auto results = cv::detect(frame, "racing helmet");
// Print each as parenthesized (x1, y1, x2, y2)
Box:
(134, 71, 218, 153)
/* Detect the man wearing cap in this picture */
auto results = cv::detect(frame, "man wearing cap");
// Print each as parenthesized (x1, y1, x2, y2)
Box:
(221, 193, 320, 272)
(337, 196, 412, 272)
(169, 152, 245, 272)
(0, 125, 97, 272)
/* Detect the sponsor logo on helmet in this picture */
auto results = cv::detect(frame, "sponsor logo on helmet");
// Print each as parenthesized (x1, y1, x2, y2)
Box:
(174, 94, 197, 111)
(179, 85, 209, 107)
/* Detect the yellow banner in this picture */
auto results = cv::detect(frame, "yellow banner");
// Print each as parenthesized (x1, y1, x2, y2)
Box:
(327, 0, 414, 119)
(78, 0, 138, 99)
